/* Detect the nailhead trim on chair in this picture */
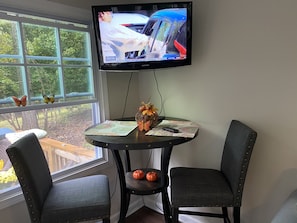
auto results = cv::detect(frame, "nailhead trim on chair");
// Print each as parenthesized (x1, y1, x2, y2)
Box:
(234, 132, 257, 206)
(8, 153, 42, 222)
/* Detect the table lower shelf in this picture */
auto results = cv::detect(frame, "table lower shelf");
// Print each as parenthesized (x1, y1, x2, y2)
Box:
(125, 168, 168, 195)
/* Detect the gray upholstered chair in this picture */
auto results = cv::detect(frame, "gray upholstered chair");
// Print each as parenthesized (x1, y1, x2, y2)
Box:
(6, 133, 110, 223)
(170, 120, 257, 223)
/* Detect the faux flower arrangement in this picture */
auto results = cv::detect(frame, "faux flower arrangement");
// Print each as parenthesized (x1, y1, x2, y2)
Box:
(135, 102, 158, 131)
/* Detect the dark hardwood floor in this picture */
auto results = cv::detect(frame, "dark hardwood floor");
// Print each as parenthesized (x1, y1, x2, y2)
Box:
(125, 206, 165, 223)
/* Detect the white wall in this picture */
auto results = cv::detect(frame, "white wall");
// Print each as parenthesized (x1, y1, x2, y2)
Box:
(0, 0, 91, 22)
(1, 0, 297, 223)
(138, 0, 297, 222)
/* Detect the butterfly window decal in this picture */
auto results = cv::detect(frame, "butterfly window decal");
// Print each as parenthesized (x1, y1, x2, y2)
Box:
(12, 95, 27, 107)
(43, 95, 55, 104)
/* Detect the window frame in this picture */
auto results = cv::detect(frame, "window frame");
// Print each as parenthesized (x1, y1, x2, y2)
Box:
(0, 8, 110, 209)
(0, 10, 96, 109)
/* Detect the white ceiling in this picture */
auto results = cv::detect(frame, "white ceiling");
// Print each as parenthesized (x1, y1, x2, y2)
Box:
(47, 0, 139, 9)
(47, 0, 165, 9)
(47, 0, 98, 9)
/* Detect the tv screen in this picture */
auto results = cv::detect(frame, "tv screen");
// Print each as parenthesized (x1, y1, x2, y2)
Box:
(92, 2, 192, 71)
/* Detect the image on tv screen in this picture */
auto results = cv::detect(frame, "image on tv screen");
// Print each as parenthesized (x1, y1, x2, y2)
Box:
(97, 7, 188, 65)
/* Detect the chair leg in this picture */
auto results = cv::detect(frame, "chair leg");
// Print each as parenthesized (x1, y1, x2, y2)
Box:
(233, 207, 240, 223)
(172, 207, 179, 223)
(222, 207, 230, 223)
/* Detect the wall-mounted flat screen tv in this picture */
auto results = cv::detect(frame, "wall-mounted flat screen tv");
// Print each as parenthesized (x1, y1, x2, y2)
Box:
(92, 2, 192, 71)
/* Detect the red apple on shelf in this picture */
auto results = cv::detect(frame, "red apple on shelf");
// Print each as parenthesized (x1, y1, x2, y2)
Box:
(132, 169, 145, 180)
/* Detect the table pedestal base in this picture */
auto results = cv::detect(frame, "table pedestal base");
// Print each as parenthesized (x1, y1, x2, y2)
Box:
(112, 146, 173, 223)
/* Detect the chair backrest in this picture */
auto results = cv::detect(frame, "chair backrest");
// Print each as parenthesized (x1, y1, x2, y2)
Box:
(6, 133, 53, 222)
(220, 120, 257, 206)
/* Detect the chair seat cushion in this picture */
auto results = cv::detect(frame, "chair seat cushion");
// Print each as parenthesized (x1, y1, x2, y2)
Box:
(41, 175, 110, 223)
(170, 167, 234, 207)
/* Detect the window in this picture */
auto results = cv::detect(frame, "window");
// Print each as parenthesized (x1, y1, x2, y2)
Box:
(0, 9, 106, 203)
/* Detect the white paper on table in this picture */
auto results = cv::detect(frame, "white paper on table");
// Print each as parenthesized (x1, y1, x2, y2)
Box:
(145, 120, 199, 138)
(84, 120, 137, 136)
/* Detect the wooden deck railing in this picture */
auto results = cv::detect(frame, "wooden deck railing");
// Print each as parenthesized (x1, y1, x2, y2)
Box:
(39, 138, 94, 172)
